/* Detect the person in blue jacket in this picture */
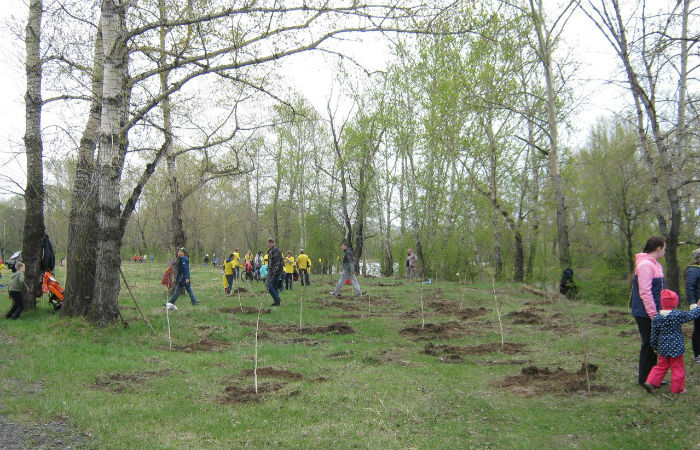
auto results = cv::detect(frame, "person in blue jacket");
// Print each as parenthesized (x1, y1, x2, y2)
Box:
(169, 248, 198, 306)
(630, 235, 665, 386)
(683, 248, 700, 362)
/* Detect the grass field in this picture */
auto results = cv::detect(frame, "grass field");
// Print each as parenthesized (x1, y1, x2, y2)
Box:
(1, 262, 699, 449)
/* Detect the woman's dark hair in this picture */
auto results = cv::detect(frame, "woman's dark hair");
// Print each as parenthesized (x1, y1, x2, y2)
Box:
(643, 235, 666, 254)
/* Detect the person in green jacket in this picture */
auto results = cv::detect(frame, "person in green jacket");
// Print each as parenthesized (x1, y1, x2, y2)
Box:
(6, 262, 26, 320)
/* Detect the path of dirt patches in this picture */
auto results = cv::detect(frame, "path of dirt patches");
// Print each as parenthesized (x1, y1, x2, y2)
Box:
(423, 342, 526, 363)
(587, 310, 634, 326)
(174, 337, 231, 352)
(399, 321, 482, 340)
(218, 306, 271, 315)
(496, 364, 613, 397)
(90, 369, 179, 393)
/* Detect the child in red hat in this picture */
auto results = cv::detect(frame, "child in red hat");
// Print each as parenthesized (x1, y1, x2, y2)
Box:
(644, 289, 700, 393)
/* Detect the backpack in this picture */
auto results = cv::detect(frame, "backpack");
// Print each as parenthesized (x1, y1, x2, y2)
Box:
(260, 264, 269, 278)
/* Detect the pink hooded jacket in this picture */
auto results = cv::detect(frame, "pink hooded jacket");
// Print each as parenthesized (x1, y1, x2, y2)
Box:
(633, 252, 665, 318)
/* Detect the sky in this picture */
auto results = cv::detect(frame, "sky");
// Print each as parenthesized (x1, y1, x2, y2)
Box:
(0, 0, 625, 195)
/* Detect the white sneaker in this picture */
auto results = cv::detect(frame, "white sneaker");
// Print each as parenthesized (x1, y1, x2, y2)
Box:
(329, 291, 338, 296)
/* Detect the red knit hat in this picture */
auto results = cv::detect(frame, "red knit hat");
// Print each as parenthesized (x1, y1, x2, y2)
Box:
(660, 289, 678, 310)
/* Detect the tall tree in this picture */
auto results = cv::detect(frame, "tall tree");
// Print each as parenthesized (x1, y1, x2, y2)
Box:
(22, 0, 46, 306)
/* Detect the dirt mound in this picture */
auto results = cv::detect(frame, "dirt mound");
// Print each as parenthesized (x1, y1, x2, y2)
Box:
(401, 305, 489, 320)
(232, 287, 248, 294)
(496, 363, 612, 397)
(314, 301, 362, 311)
(507, 310, 541, 324)
(175, 338, 230, 352)
(237, 367, 303, 380)
(423, 342, 526, 363)
(219, 306, 271, 315)
(257, 332, 322, 346)
(619, 329, 637, 337)
(218, 382, 291, 404)
(399, 321, 479, 340)
(301, 322, 355, 335)
(91, 369, 175, 393)
(587, 310, 633, 326)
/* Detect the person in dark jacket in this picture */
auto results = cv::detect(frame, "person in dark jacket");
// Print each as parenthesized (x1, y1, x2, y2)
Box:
(266, 239, 284, 306)
(6, 262, 26, 320)
(631, 236, 665, 387)
(330, 241, 362, 297)
(169, 248, 198, 305)
(684, 248, 700, 363)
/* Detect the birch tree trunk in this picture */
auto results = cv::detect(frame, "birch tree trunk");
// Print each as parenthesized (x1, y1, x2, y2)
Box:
(22, 0, 45, 307)
(530, 0, 571, 270)
(62, 23, 103, 318)
(89, 0, 129, 326)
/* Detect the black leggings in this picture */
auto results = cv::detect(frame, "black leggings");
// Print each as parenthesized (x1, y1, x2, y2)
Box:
(635, 316, 657, 384)
(6, 291, 24, 320)
(692, 317, 700, 358)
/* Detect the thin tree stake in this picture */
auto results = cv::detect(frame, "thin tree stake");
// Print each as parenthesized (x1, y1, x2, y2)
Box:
(299, 295, 303, 329)
(492, 278, 505, 350)
(118, 266, 156, 335)
(368, 294, 371, 317)
(166, 307, 172, 350)
(420, 277, 425, 330)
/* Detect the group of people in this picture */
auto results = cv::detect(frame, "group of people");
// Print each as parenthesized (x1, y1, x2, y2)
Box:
(632, 235, 700, 394)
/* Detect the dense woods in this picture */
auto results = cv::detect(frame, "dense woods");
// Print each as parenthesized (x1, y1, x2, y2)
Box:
(1, 0, 699, 325)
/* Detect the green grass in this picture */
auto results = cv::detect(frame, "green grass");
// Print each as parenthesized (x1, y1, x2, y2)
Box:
(0, 263, 699, 449)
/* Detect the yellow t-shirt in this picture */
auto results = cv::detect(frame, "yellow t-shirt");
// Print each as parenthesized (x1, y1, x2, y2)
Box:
(233, 252, 240, 267)
(224, 259, 234, 275)
(297, 254, 310, 270)
(284, 256, 295, 274)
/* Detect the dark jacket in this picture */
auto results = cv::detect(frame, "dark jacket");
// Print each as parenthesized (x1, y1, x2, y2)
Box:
(268, 246, 283, 279)
(685, 266, 700, 305)
(176, 256, 191, 285)
(342, 247, 356, 273)
(651, 307, 700, 357)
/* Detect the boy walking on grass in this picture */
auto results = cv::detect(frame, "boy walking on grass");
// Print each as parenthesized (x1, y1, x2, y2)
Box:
(330, 241, 362, 297)
(6, 262, 26, 320)
(644, 289, 700, 394)
(169, 248, 198, 306)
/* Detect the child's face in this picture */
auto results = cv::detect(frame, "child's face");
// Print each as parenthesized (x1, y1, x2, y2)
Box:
(18, 265, 25, 272)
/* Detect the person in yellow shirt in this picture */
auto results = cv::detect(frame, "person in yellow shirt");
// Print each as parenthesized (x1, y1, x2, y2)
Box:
(224, 253, 235, 295)
(233, 249, 241, 280)
(283, 251, 295, 290)
(297, 249, 311, 286)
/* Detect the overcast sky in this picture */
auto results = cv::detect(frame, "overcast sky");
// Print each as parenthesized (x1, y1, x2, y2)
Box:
(0, 1, 624, 194)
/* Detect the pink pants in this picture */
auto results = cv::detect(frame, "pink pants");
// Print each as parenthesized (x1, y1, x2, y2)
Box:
(646, 355, 685, 393)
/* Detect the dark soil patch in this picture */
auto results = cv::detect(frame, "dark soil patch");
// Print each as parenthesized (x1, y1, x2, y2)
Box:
(257, 332, 322, 346)
(314, 300, 362, 311)
(496, 363, 612, 397)
(399, 321, 480, 340)
(423, 342, 526, 363)
(90, 369, 176, 393)
(239, 320, 355, 335)
(587, 310, 633, 326)
(237, 367, 303, 380)
(619, 329, 638, 337)
(174, 338, 230, 352)
(219, 306, 271, 315)
(523, 299, 555, 306)
(401, 305, 489, 320)
(474, 359, 534, 366)
(218, 382, 291, 404)
(232, 287, 248, 294)
(507, 310, 542, 324)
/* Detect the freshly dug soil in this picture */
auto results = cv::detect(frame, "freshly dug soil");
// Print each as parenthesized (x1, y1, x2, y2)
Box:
(257, 332, 322, 346)
(496, 363, 612, 396)
(587, 310, 633, 326)
(174, 338, 230, 353)
(237, 367, 303, 380)
(313, 300, 363, 311)
(399, 321, 480, 340)
(232, 287, 248, 294)
(239, 321, 355, 335)
(507, 310, 541, 325)
(423, 342, 526, 363)
(218, 306, 271, 315)
(90, 369, 176, 393)
(218, 382, 292, 404)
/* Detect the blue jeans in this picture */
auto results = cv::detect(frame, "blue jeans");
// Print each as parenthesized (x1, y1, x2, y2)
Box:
(225, 275, 234, 294)
(170, 282, 197, 304)
(268, 273, 282, 304)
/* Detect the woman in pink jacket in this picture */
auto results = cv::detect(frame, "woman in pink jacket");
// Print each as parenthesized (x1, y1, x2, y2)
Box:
(630, 236, 666, 387)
